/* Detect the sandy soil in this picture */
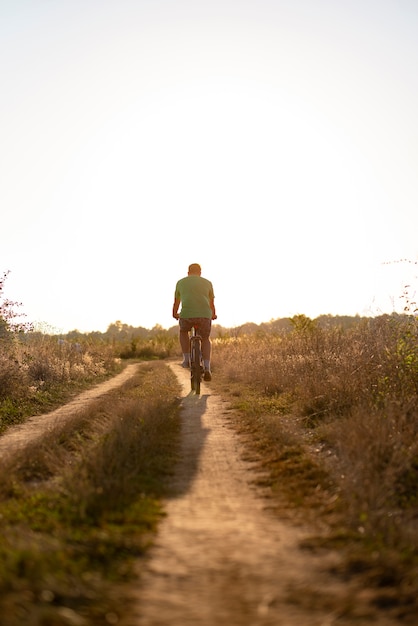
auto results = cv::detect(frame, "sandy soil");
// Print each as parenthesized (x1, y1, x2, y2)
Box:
(126, 363, 400, 626)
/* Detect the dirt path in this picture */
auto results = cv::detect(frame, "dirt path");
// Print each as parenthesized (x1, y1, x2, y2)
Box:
(127, 363, 398, 626)
(0, 363, 139, 457)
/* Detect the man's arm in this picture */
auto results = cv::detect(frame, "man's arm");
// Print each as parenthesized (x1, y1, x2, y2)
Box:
(172, 297, 181, 320)
(210, 298, 217, 320)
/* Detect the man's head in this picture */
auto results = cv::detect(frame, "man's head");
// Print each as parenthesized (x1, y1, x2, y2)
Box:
(188, 263, 201, 276)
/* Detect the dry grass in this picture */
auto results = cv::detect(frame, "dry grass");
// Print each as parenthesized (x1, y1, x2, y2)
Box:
(211, 314, 418, 619)
(0, 334, 122, 432)
(0, 361, 181, 625)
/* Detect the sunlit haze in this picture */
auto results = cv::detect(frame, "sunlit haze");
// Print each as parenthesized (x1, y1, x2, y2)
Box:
(2, 0, 418, 332)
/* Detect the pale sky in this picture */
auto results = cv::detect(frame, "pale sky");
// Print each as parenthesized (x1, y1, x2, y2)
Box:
(1, 0, 418, 333)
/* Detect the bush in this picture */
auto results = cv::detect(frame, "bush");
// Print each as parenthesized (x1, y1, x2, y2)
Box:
(0, 352, 25, 401)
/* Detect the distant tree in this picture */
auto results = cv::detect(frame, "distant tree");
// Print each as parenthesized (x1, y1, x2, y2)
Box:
(262, 318, 293, 334)
(106, 321, 129, 340)
(0, 270, 33, 336)
(66, 329, 83, 340)
(289, 314, 317, 333)
(315, 314, 363, 330)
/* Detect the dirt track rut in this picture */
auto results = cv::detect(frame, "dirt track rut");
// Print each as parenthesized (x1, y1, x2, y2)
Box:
(0, 363, 139, 457)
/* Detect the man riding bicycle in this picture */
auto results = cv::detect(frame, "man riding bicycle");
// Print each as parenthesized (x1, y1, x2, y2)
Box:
(172, 263, 217, 381)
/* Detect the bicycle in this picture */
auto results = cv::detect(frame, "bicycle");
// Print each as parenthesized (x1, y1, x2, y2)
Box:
(189, 324, 204, 395)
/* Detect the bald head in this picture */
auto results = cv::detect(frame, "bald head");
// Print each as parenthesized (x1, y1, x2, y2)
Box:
(188, 263, 202, 276)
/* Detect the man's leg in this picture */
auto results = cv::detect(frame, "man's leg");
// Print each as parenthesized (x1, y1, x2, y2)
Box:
(199, 318, 212, 380)
(180, 329, 190, 353)
(202, 337, 212, 380)
(179, 320, 191, 367)
(201, 337, 211, 362)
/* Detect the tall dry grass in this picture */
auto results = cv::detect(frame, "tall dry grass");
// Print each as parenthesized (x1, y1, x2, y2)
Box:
(212, 314, 418, 557)
(0, 332, 121, 431)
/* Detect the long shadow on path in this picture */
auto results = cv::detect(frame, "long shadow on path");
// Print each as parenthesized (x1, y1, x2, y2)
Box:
(166, 364, 211, 498)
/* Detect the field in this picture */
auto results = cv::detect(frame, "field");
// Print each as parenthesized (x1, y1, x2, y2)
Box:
(211, 313, 418, 617)
(0, 310, 417, 622)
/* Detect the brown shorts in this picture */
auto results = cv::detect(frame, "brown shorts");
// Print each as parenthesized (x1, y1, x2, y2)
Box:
(179, 317, 212, 339)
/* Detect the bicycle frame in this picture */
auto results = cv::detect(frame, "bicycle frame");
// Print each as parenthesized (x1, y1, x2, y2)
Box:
(189, 325, 203, 394)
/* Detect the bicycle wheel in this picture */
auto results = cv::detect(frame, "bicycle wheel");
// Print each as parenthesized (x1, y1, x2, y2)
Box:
(190, 338, 195, 392)
(190, 338, 201, 395)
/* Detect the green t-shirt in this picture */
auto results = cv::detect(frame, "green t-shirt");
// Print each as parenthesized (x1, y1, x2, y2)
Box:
(175, 275, 214, 319)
